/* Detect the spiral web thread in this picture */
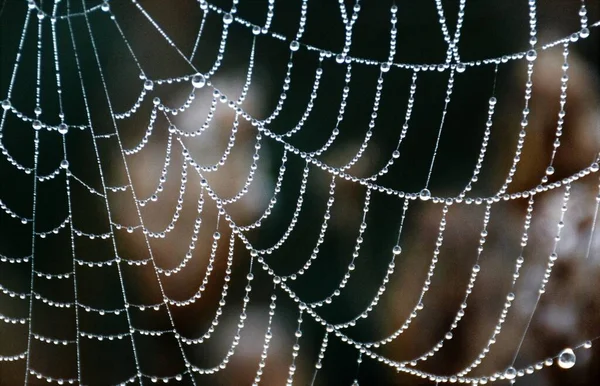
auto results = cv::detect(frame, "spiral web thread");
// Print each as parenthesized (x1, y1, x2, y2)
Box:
(0, 0, 599, 384)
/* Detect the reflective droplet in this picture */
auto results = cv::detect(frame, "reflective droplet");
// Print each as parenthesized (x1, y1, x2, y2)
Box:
(1, 100, 10, 110)
(489, 97, 497, 106)
(223, 13, 234, 25)
(392, 150, 400, 159)
(590, 163, 599, 172)
(546, 166, 555, 175)
(380, 62, 391, 73)
(335, 54, 345, 64)
(101, 2, 110, 12)
(392, 245, 402, 255)
(526, 49, 537, 61)
(456, 63, 466, 73)
(558, 348, 576, 369)
(58, 123, 68, 135)
(504, 366, 517, 380)
(60, 160, 69, 169)
(144, 80, 154, 91)
(583, 341, 592, 349)
(289, 40, 300, 51)
(32, 120, 42, 130)
(191, 74, 206, 88)
(445, 332, 453, 340)
(252, 26, 261, 35)
(214, 231, 221, 240)
(580, 27, 590, 39)
(419, 188, 431, 201)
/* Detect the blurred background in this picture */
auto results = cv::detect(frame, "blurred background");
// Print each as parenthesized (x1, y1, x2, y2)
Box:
(1, 0, 599, 385)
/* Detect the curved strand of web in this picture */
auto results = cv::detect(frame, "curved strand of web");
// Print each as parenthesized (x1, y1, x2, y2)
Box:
(280, 55, 325, 138)
(196, 135, 265, 205)
(494, 61, 536, 197)
(366, 71, 418, 181)
(237, 150, 288, 231)
(306, 63, 351, 157)
(338, 70, 385, 172)
(175, 113, 242, 173)
(155, 191, 205, 276)
(36, 167, 63, 182)
(116, 161, 190, 242)
(236, 36, 257, 106)
(0, 198, 31, 224)
(303, 188, 371, 307)
(135, 134, 177, 205)
(170, 97, 219, 138)
(251, 289, 278, 386)
(0, 254, 31, 264)
(457, 65, 498, 199)
(161, 212, 225, 305)
(237, 162, 310, 255)
(397, 209, 491, 366)
(329, 201, 410, 330)
(259, 51, 296, 126)
(230, 172, 309, 257)
(282, 175, 335, 279)
(188, 257, 255, 375)
(34, 216, 71, 238)
(123, 107, 161, 155)
(179, 232, 236, 344)
(258, 0, 310, 128)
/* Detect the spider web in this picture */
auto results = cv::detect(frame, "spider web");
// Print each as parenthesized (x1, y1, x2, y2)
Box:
(0, 0, 600, 384)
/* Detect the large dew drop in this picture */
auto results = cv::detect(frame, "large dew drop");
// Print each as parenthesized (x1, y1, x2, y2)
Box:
(191, 74, 206, 89)
(557, 348, 576, 369)
(504, 366, 517, 380)
(419, 188, 431, 201)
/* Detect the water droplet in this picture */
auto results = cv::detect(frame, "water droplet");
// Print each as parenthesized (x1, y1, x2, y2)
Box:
(101, 2, 110, 12)
(214, 231, 221, 240)
(335, 54, 345, 64)
(489, 97, 497, 106)
(456, 63, 466, 73)
(60, 160, 69, 169)
(223, 13, 234, 25)
(558, 348, 576, 369)
(392, 245, 402, 255)
(445, 332, 453, 340)
(144, 80, 154, 91)
(289, 40, 300, 51)
(526, 49, 537, 61)
(32, 120, 42, 130)
(58, 123, 68, 135)
(504, 366, 517, 380)
(546, 166, 555, 175)
(584, 341, 592, 349)
(419, 188, 431, 201)
(252, 26, 261, 35)
(392, 150, 400, 159)
(580, 27, 590, 39)
(1, 100, 10, 110)
(380, 62, 391, 73)
(191, 74, 206, 88)
(590, 163, 599, 172)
